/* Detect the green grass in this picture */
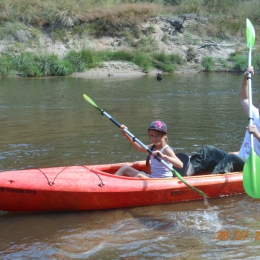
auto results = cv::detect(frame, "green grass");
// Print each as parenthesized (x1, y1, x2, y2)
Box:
(135, 36, 158, 53)
(0, 55, 13, 76)
(202, 56, 214, 72)
(64, 50, 102, 72)
(132, 52, 153, 72)
(151, 52, 185, 72)
(230, 55, 248, 72)
(9, 48, 260, 77)
(12, 52, 73, 77)
(229, 52, 260, 72)
(186, 47, 196, 62)
(101, 50, 134, 61)
(0, 49, 187, 77)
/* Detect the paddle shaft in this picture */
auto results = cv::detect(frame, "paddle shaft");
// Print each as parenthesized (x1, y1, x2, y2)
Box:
(247, 43, 257, 192)
(247, 49, 254, 148)
(101, 110, 163, 163)
(246, 18, 255, 148)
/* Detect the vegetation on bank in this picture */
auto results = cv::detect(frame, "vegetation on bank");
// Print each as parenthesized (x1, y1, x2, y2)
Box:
(2, 49, 260, 77)
(0, 0, 260, 76)
(0, 50, 185, 77)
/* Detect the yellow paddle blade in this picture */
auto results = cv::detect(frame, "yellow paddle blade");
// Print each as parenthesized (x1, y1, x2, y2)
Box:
(243, 149, 260, 198)
(83, 94, 103, 112)
(246, 18, 255, 50)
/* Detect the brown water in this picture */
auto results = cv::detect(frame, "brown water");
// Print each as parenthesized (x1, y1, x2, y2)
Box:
(1, 73, 260, 259)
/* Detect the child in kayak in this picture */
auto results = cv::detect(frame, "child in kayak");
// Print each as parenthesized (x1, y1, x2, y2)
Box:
(114, 120, 183, 178)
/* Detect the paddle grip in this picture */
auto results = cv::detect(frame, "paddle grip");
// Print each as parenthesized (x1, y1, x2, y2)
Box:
(109, 117, 121, 128)
(102, 111, 121, 128)
(154, 154, 162, 162)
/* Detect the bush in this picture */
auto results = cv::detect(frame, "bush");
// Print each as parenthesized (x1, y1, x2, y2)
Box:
(168, 53, 185, 65)
(132, 52, 152, 72)
(186, 47, 196, 62)
(0, 55, 13, 76)
(13, 52, 42, 77)
(231, 56, 248, 72)
(13, 52, 73, 76)
(64, 49, 101, 72)
(135, 36, 158, 53)
(101, 50, 134, 62)
(151, 52, 185, 72)
(202, 56, 214, 71)
(252, 54, 260, 71)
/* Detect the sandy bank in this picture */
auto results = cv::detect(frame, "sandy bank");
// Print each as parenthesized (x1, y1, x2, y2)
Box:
(70, 61, 200, 78)
(71, 61, 159, 78)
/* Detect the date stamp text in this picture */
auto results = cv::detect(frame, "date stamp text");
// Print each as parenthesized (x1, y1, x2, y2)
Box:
(216, 230, 260, 241)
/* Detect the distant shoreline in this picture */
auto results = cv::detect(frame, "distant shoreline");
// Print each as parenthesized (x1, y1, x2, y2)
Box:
(69, 60, 204, 78)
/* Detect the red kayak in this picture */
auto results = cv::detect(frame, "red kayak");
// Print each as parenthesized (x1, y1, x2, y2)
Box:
(0, 160, 244, 212)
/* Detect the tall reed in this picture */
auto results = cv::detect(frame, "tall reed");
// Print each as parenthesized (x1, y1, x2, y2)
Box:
(12, 52, 73, 77)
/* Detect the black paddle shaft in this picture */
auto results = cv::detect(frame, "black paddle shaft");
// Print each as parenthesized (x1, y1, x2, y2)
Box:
(102, 110, 160, 159)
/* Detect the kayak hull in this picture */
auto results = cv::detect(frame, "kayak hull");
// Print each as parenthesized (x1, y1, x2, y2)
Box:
(0, 161, 244, 212)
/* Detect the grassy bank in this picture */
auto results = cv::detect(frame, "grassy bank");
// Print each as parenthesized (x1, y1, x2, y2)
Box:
(2, 49, 260, 77)
(0, 0, 260, 76)
(0, 49, 186, 77)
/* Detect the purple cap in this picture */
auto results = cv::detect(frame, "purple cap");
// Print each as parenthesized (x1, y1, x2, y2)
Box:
(148, 121, 167, 134)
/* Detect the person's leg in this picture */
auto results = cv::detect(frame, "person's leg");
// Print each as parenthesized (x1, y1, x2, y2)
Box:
(115, 165, 150, 179)
(190, 145, 228, 174)
(212, 154, 246, 174)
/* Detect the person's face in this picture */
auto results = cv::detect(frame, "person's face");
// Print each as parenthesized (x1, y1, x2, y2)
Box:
(148, 130, 167, 145)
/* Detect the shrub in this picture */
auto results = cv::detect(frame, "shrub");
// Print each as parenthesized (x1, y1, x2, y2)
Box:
(64, 49, 101, 72)
(168, 53, 185, 65)
(132, 52, 152, 72)
(231, 56, 247, 72)
(162, 33, 169, 43)
(101, 50, 134, 62)
(135, 36, 158, 53)
(145, 25, 156, 35)
(13, 52, 41, 77)
(251, 53, 260, 71)
(13, 52, 73, 76)
(202, 56, 214, 71)
(186, 46, 196, 62)
(0, 55, 13, 76)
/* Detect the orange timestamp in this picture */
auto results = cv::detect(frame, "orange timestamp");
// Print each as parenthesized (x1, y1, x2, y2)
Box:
(216, 230, 260, 241)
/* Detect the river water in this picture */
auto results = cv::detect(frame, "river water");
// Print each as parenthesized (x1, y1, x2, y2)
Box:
(1, 73, 260, 259)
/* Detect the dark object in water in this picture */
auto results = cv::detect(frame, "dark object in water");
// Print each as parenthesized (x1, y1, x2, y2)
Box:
(156, 73, 163, 80)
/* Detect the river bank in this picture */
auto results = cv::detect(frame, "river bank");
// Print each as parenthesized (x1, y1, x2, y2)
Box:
(69, 15, 238, 76)
(0, 14, 253, 77)
(71, 61, 147, 78)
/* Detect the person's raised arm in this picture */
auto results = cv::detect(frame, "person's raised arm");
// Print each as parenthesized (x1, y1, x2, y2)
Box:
(239, 66, 254, 116)
(120, 125, 147, 153)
